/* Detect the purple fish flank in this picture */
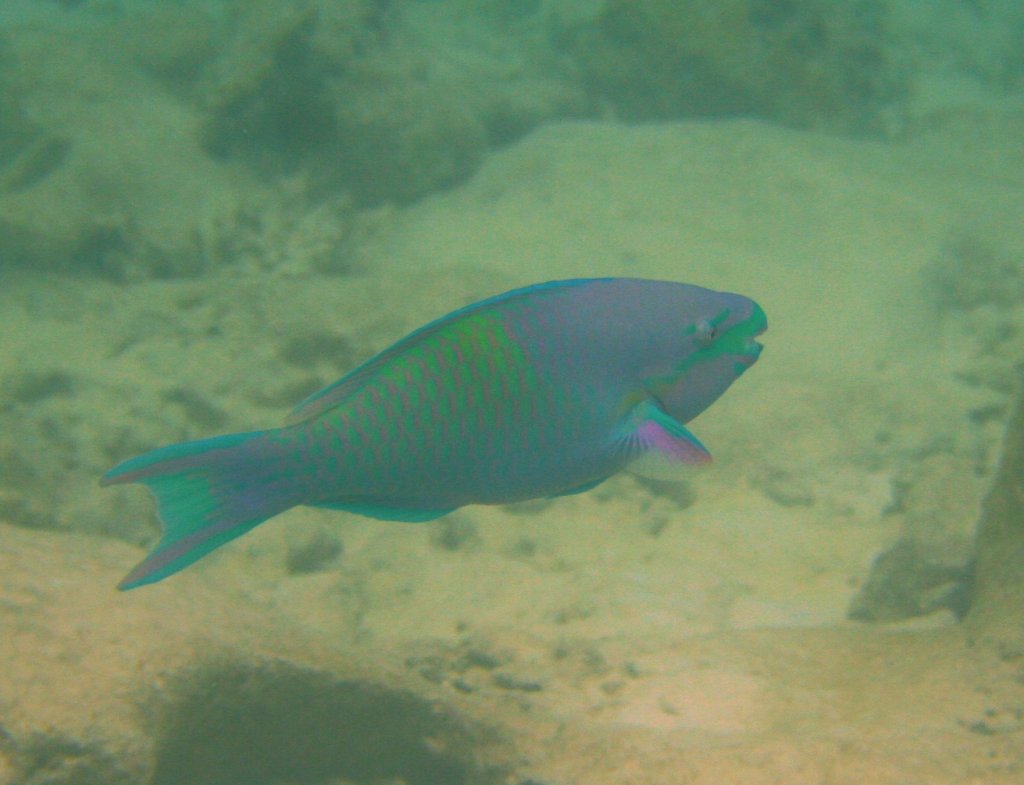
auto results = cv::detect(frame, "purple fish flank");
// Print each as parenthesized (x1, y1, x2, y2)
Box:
(102, 278, 766, 588)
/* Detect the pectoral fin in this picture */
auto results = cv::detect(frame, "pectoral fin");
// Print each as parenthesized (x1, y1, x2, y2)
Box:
(617, 399, 711, 480)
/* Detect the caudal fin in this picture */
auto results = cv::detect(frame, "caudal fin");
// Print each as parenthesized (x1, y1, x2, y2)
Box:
(101, 429, 302, 590)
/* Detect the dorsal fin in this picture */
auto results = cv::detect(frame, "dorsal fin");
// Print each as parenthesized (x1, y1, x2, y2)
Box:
(284, 278, 604, 425)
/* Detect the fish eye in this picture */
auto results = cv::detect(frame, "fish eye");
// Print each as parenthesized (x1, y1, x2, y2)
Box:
(694, 319, 718, 348)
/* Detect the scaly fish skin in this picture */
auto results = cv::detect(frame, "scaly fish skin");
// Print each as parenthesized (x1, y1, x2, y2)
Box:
(102, 278, 766, 589)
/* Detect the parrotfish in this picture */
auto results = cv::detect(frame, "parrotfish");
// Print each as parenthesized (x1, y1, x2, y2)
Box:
(103, 278, 766, 589)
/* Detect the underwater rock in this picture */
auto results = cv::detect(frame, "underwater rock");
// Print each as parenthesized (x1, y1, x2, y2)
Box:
(430, 516, 481, 552)
(106, 3, 220, 84)
(0, 45, 28, 144)
(922, 223, 1024, 434)
(848, 538, 971, 623)
(0, 36, 106, 273)
(0, 15, 274, 278)
(196, 0, 584, 205)
(285, 527, 344, 575)
(330, 77, 489, 206)
(195, 0, 485, 204)
(0, 37, 50, 191)
(565, 0, 902, 133)
(196, 0, 339, 174)
(4, 0, 581, 266)
(968, 373, 1024, 643)
(926, 226, 1024, 311)
(0, 134, 72, 196)
(848, 454, 980, 622)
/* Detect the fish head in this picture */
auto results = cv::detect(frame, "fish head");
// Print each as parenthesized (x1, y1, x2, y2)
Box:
(646, 291, 767, 424)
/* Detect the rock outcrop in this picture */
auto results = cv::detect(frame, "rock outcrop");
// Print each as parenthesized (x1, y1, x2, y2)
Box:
(968, 375, 1024, 645)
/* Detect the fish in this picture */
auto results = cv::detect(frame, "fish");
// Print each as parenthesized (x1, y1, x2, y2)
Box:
(102, 278, 766, 589)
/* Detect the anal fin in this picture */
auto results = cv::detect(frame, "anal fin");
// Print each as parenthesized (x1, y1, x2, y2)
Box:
(308, 500, 455, 523)
(547, 476, 608, 499)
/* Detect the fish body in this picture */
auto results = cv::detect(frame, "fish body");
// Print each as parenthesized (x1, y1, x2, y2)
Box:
(103, 278, 766, 589)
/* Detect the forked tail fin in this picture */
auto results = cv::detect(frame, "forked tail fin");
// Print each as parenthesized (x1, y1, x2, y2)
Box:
(101, 429, 303, 590)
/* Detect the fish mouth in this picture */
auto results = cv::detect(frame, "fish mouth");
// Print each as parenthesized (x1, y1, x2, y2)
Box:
(737, 324, 765, 366)
(739, 305, 767, 364)
(737, 339, 763, 367)
(749, 326, 766, 356)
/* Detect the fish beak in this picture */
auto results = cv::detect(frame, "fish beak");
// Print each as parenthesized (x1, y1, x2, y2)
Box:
(743, 309, 767, 364)
(738, 339, 763, 367)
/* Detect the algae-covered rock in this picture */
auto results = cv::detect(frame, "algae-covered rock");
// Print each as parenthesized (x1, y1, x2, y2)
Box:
(195, 0, 584, 206)
(0, 34, 99, 271)
(568, 0, 903, 132)
(2, 0, 585, 266)
(926, 226, 1024, 311)
(0, 38, 45, 185)
(194, 0, 488, 204)
(329, 77, 489, 205)
(0, 16, 273, 279)
(849, 454, 979, 622)
(968, 375, 1024, 641)
(196, 0, 340, 171)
